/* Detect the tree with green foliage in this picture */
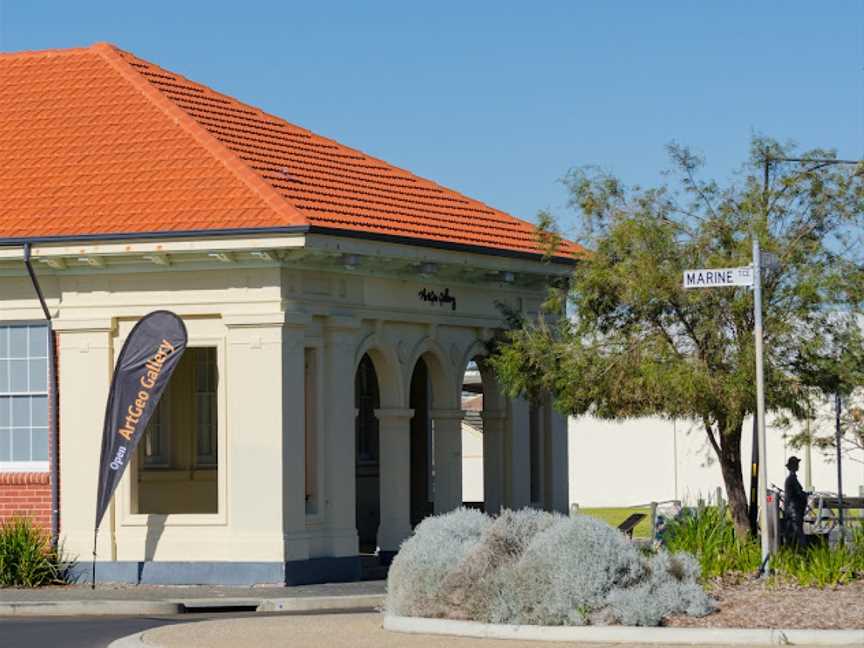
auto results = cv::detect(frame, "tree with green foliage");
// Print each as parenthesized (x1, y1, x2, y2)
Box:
(490, 137, 864, 539)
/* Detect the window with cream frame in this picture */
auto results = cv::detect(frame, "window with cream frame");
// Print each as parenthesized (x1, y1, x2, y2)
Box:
(0, 324, 49, 472)
(127, 332, 225, 519)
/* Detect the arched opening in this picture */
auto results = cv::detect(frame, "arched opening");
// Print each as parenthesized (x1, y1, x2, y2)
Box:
(355, 353, 380, 553)
(409, 357, 433, 527)
(461, 359, 485, 510)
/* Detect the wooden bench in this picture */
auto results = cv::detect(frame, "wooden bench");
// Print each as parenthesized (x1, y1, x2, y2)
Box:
(617, 513, 647, 538)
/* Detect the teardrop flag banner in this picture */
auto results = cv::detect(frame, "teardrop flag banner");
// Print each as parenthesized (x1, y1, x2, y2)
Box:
(93, 311, 187, 569)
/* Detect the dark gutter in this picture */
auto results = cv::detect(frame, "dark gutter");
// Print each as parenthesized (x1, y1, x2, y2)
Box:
(22, 243, 60, 550)
(0, 225, 310, 247)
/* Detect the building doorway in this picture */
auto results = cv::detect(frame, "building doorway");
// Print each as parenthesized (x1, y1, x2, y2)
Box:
(355, 354, 380, 553)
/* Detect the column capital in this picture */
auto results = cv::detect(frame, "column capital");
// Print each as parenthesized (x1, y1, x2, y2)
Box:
(223, 312, 289, 329)
(52, 317, 115, 334)
(374, 408, 414, 423)
(323, 315, 361, 332)
(481, 410, 507, 422)
(431, 408, 464, 420)
(283, 312, 312, 329)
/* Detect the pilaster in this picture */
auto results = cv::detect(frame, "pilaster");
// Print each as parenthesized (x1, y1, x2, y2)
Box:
(481, 409, 506, 515)
(54, 318, 116, 560)
(545, 400, 570, 514)
(431, 408, 463, 513)
(506, 396, 531, 509)
(321, 317, 361, 556)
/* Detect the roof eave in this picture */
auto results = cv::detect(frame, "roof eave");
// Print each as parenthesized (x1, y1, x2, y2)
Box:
(306, 225, 579, 267)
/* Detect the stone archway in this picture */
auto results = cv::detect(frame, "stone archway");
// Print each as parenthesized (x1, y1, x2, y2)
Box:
(408, 357, 433, 527)
(354, 353, 381, 553)
(407, 343, 463, 520)
(352, 339, 404, 557)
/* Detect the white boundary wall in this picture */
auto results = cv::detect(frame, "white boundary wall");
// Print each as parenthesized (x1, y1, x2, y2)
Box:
(568, 414, 864, 508)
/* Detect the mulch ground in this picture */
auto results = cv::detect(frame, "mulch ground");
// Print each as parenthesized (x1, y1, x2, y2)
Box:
(665, 578, 864, 629)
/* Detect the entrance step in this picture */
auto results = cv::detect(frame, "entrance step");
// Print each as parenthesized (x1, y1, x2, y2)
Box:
(360, 554, 389, 582)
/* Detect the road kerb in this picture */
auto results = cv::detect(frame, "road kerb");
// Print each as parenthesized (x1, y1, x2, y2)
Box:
(384, 614, 864, 646)
(0, 600, 181, 617)
(0, 593, 384, 617)
(256, 593, 383, 612)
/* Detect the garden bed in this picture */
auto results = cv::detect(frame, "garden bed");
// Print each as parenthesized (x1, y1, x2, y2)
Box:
(665, 578, 864, 630)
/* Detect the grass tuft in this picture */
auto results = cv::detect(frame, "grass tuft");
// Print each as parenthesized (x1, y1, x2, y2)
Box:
(661, 506, 760, 579)
(0, 516, 71, 587)
(771, 524, 864, 588)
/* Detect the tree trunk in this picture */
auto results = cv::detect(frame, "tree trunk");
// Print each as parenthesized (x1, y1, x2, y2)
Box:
(716, 424, 751, 539)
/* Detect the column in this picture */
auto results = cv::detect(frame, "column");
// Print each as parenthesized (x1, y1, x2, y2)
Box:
(431, 409, 463, 513)
(321, 317, 360, 556)
(505, 396, 531, 509)
(481, 409, 506, 515)
(281, 316, 309, 561)
(55, 319, 115, 569)
(376, 408, 413, 558)
(545, 400, 570, 514)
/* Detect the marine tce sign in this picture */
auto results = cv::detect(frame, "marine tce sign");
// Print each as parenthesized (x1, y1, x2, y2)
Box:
(683, 266, 753, 289)
(94, 311, 187, 530)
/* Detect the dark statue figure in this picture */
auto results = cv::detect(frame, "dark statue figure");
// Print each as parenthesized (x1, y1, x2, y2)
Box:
(783, 456, 808, 548)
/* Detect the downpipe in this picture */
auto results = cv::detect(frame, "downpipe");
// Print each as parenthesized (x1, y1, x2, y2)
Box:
(22, 243, 60, 549)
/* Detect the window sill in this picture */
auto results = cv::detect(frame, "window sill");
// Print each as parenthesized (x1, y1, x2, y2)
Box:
(120, 511, 226, 527)
(138, 468, 217, 482)
(0, 462, 49, 474)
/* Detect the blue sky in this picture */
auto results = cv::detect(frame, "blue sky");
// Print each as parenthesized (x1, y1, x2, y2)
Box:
(1, 2, 862, 236)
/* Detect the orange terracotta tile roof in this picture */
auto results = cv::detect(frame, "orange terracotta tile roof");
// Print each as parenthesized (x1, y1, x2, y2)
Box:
(0, 43, 579, 261)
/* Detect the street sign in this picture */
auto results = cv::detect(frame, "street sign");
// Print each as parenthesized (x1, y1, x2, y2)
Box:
(683, 266, 753, 289)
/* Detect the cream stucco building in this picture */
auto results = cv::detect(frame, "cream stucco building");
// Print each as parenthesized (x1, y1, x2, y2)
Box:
(0, 44, 575, 585)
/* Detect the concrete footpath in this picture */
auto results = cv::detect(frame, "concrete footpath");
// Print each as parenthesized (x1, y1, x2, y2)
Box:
(109, 612, 864, 648)
(0, 580, 385, 617)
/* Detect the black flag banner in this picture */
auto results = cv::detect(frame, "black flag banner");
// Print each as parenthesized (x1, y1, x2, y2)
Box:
(95, 311, 187, 530)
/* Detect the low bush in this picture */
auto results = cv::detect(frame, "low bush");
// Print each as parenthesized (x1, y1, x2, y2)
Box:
(0, 517, 70, 587)
(385, 508, 713, 626)
(661, 506, 760, 579)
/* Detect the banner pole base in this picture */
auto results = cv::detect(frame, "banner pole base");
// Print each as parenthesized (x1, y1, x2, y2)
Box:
(91, 528, 97, 590)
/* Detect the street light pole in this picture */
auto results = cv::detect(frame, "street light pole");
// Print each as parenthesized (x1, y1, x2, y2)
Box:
(835, 392, 845, 533)
(753, 153, 861, 567)
(754, 159, 770, 570)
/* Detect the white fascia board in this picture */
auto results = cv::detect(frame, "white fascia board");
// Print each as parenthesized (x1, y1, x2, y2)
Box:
(304, 233, 574, 277)
(0, 234, 306, 261)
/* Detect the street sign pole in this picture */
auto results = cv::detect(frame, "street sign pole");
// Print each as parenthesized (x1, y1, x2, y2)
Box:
(683, 255, 770, 570)
(752, 236, 770, 572)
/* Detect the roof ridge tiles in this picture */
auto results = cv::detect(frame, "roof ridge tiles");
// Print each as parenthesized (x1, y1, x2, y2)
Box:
(91, 42, 307, 229)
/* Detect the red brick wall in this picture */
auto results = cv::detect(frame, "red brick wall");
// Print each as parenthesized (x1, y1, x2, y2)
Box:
(0, 330, 58, 535)
(0, 472, 51, 531)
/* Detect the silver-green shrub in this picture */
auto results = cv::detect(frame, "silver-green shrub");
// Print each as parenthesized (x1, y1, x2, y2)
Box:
(384, 507, 491, 618)
(444, 508, 561, 621)
(385, 508, 713, 626)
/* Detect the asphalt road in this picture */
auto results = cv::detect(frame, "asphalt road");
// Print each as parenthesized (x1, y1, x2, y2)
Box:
(0, 613, 199, 648)
(0, 610, 373, 648)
